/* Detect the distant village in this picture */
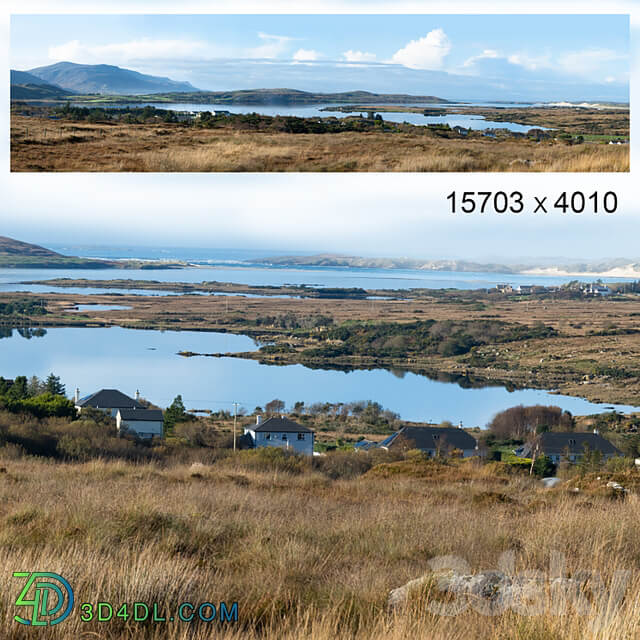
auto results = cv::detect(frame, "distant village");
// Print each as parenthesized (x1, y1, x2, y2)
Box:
(495, 281, 614, 296)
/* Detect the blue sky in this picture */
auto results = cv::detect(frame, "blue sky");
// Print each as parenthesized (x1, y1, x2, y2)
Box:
(10, 14, 630, 101)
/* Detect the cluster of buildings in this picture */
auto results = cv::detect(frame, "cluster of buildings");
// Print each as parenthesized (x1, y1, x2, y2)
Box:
(495, 282, 613, 297)
(74, 388, 163, 439)
(73, 388, 621, 465)
(356, 425, 621, 465)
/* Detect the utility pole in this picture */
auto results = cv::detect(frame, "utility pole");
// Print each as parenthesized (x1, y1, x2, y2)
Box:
(233, 401, 239, 451)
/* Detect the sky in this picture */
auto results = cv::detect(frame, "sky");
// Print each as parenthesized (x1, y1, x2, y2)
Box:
(1, 1, 638, 262)
(9, 14, 630, 101)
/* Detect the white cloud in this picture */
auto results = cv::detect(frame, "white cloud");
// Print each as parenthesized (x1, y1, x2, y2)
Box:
(390, 28, 451, 70)
(46, 32, 301, 66)
(342, 50, 377, 63)
(462, 49, 499, 67)
(507, 53, 552, 71)
(246, 32, 294, 59)
(48, 38, 221, 64)
(556, 48, 625, 76)
(292, 48, 320, 61)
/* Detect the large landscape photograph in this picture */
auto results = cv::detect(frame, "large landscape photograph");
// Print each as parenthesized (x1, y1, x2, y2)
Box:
(2, 3, 640, 639)
(9, 14, 630, 172)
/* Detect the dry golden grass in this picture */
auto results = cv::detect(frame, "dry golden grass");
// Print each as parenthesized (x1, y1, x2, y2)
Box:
(10, 116, 629, 172)
(1, 454, 640, 638)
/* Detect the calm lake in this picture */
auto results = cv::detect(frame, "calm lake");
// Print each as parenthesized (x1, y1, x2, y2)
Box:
(1, 326, 636, 426)
(84, 102, 544, 133)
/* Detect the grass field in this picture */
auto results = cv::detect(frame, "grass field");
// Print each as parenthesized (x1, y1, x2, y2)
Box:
(1, 452, 640, 639)
(10, 115, 629, 172)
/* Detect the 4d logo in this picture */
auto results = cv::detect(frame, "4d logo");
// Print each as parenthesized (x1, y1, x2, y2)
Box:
(13, 572, 74, 626)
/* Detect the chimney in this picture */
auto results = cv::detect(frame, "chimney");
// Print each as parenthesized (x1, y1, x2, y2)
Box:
(256, 415, 262, 425)
(74, 388, 79, 404)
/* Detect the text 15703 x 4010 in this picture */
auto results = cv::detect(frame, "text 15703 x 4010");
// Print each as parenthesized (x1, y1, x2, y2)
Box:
(447, 191, 618, 215)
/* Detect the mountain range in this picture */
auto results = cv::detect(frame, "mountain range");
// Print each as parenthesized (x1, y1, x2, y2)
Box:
(253, 254, 640, 277)
(10, 59, 629, 103)
(12, 61, 198, 96)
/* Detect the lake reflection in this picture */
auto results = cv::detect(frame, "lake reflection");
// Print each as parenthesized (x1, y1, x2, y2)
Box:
(0, 326, 636, 426)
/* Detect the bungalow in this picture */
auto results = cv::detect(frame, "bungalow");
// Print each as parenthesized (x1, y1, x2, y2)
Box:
(243, 415, 315, 456)
(452, 125, 468, 136)
(378, 426, 478, 458)
(75, 388, 144, 417)
(116, 408, 164, 439)
(518, 431, 621, 464)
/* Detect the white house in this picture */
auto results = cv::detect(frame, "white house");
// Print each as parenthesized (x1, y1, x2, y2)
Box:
(116, 409, 164, 439)
(75, 388, 144, 417)
(583, 284, 612, 297)
(243, 415, 315, 456)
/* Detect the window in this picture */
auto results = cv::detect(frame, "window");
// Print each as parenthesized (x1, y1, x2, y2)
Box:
(265, 433, 271, 440)
(298, 433, 305, 440)
(282, 434, 287, 440)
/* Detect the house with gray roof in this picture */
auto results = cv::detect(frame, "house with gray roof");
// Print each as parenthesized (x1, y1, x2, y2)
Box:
(518, 431, 621, 463)
(243, 415, 315, 456)
(75, 388, 143, 417)
(379, 426, 478, 458)
(116, 408, 164, 439)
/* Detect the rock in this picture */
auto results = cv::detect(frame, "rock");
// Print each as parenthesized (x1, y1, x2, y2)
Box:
(388, 570, 591, 613)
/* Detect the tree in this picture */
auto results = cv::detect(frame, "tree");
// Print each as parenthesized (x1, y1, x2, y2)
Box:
(45, 373, 66, 397)
(265, 398, 285, 415)
(532, 454, 556, 477)
(27, 376, 45, 397)
(578, 445, 602, 475)
(488, 405, 574, 440)
(164, 395, 187, 432)
(8, 376, 28, 400)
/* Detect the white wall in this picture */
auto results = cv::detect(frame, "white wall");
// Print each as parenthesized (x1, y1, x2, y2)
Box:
(246, 430, 314, 456)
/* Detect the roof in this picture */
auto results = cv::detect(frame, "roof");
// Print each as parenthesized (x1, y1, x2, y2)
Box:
(384, 426, 477, 451)
(536, 432, 620, 456)
(117, 409, 164, 422)
(354, 439, 378, 450)
(253, 416, 314, 433)
(77, 389, 143, 409)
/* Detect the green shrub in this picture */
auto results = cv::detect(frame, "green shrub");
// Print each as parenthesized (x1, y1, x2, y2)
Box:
(234, 447, 310, 474)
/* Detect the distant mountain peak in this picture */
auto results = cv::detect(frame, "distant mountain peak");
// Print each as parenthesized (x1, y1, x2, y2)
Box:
(25, 61, 198, 95)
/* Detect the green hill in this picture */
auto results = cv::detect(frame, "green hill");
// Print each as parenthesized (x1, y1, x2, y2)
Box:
(72, 88, 448, 105)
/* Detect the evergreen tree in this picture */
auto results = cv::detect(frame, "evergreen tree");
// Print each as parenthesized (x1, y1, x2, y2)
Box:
(45, 373, 66, 396)
(9, 376, 28, 400)
(164, 395, 187, 433)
